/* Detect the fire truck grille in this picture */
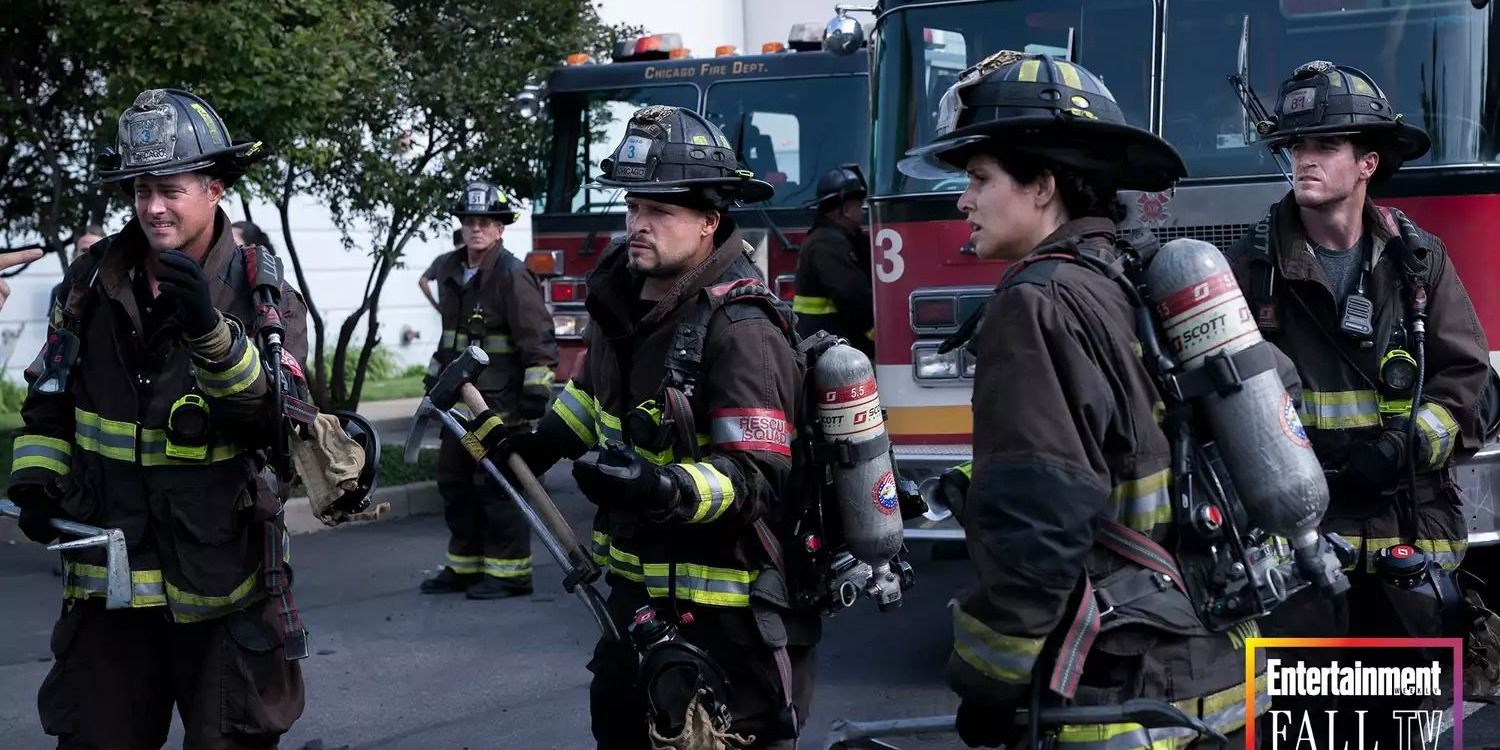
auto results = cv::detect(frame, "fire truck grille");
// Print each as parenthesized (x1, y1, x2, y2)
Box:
(1152, 224, 1254, 250)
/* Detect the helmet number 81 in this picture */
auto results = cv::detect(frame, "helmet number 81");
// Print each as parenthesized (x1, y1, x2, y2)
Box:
(874, 228, 905, 284)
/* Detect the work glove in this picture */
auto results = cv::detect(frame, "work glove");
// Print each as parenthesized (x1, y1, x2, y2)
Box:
(572, 444, 680, 518)
(935, 461, 973, 523)
(955, 696, 1023, 748)
(463, 409, 513, 461)
(10, 480, 62, 545)
(1337, 429, 1410, 496)
(519, 384, 550, 421)
(156, 250, 221, 337)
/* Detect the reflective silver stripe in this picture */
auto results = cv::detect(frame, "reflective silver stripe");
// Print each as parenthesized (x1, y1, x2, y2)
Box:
(1414, 404, 1456, 467)
(950, 601, 1043, 684)
(1110, 470, 1171, 533)
(440, 329, 457, 349)
(427, 357, 442, 376)
(164, 574, 262, 623)
(524, 366, 554, 388)
(483, 334, 514, 354)
(597, 413, 624, 444)
(677, 462, 732, 523)
(12, 436, 73, 475)
(482, 557, 533, 579)
(1297, 390, 1381, 430)
(64, 563, 167, 607)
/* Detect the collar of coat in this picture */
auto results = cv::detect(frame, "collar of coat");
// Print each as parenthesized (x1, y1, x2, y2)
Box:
(1027, 216, 1122, 261)
(585, 228, 751, 337)
(95, 207, 242, 335)
(436, 241, 508, 286)
(1266, 191, 1397, 290)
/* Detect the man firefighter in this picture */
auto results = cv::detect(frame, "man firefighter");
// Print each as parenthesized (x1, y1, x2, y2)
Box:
(506, 105, 815, 748)
(417, 180, 558, 599)
(1227, 61, 1491, 739)
(10, 88, 308, 748)
(792, 165, 874, 356)
(900, 52, 1262, 748)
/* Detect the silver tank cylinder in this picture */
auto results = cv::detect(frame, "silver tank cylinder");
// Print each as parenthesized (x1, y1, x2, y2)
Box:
(813, 343, 905, 565)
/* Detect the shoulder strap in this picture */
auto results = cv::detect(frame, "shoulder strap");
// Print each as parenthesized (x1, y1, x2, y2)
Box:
(1243, 211, 1281, 334)
(56, 250, 105, 331)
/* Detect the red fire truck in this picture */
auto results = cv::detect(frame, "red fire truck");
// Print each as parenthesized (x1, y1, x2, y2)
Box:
(829, 0, 1500, 542)
(516, 28, 870, 384)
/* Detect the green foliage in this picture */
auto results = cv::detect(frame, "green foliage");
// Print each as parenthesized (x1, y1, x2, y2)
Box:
(378, 444, 439, 487)
(0, 378, 28, 413)
(401, 363, 428, 379)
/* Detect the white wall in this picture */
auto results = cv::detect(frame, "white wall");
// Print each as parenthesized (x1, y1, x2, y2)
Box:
(0, 0, 819, 384)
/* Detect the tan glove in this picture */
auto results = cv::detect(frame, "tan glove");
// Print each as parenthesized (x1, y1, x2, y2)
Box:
(290, 412, 367, 526)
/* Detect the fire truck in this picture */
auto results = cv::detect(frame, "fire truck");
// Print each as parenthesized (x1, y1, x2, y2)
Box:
(823, 0, 1500, 543)
(514, 27, 870, 384)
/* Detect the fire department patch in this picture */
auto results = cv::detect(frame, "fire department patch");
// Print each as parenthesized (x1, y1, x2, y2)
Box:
(1280, 391, 1311, 449)
(872, 470, 899, 516)
(710, 408, 791, 456)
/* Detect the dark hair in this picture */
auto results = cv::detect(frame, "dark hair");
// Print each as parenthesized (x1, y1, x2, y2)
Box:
(74, 224, 104, 238)
(990, 148, 1128, 224)
(232, 220, 276, 252)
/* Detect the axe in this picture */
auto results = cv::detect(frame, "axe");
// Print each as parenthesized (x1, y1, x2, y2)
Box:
(407, 346, 618, 641)
(1, 499, 133, 610)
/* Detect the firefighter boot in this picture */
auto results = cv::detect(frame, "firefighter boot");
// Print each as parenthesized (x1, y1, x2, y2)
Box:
(466, 576, 533, 600)
(420, 567, 479, 594)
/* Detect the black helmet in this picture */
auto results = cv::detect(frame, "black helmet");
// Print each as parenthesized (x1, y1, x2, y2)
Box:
(96, 88, 264, 187)
(320, 410, 381, 524)
(452, 180, 519, 224)
(590, 105, 774, 207)
(1259, 61, 1430, 181)
(899, 51, 1184, 192)
(806, 164, 867, 210)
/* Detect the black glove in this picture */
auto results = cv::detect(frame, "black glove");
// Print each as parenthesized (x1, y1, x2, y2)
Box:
(10, 481, 61, 545)
(572, 445, 679, 517)
(519, 385, 550, 421)
(955, 696, 1022, 748)
(936, 462, 973, 522)
(1338, 429, 1409, 496)
(156, 250, 220, 337)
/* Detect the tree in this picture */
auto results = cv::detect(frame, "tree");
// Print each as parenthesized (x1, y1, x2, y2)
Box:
(319, 0, 627, 409)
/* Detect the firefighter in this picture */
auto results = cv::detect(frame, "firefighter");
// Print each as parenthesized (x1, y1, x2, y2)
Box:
(900, 52, 1261, 748)
(506, 105, 814, 748)
(1226, 61, 1491, 740)
(9, 88, 307, 748)
(792, 165, 874, 356)
(417, 180, 558, 599)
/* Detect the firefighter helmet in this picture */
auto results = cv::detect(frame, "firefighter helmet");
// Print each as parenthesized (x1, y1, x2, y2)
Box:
(806, 164, 867, 210)
(898, 51, 1184, 192)
(452, 180, 519, 224)
(590, 105, 774, 206)
(1259, 61, 1430, 181)
(96, 89, 264, 187)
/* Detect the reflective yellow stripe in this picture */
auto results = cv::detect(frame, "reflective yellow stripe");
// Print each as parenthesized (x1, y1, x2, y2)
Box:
(1018, 59, 1041, 82)
(791, 295, 838, 315)
(1298, 390, 1381, 430)
(1109, 469, 1172, 533)
(63, 562, 167, 608)
(1054, 61, 1083, 89)
(74, 408, 138, 462)
(602, 545, 755, 607)
(953, 461, 972, 480)
(440, 329, 458, 349)
(590, 530, 610, 567)
(483, 334, 514, 354)
(1413, 402, 1459, 469)
(139, 429, 245, 466)
(165, 571, 262, 623)
(1362, 536, 1466, 572)
(482, 556, 533, 579)
(951, 600, 1044, 685)
(446, 553, 483, 575)
(551, 381, 598, 447)
(12, 434, 72, 475)
(597, 410, 624, 444)
(678, 462, 735, 523)
(1055, 676, 1265, 750)
(524, 366, 555, 388)
(196, 340, 262, 397)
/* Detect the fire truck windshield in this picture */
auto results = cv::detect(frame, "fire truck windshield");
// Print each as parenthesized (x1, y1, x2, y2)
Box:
(870, 0, 1156, 197)
(704, 75, 870, 208)
(1164, 0, 1500, 179)
(540, 84, 698, 214)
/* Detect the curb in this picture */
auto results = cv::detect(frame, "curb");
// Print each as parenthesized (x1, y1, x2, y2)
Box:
(282, 480, 444, 535)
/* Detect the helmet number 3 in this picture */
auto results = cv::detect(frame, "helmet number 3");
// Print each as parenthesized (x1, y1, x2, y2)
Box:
(874, 228, 905, 284)
(619, 136, 652, 164)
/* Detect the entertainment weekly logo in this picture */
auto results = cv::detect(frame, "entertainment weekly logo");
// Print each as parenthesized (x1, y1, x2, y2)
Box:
(1245, 638, 1464, 750)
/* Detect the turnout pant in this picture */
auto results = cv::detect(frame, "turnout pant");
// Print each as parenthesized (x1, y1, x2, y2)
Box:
(587, 581, 816, 750)
(437, 437, 533, 586)
(37, 597, 304, 750)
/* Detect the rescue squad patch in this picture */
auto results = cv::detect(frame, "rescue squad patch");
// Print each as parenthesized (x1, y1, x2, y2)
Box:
(1280, 392, 1311, 449)
(872, 470, 899, 516)
(710, 408, 791, 456)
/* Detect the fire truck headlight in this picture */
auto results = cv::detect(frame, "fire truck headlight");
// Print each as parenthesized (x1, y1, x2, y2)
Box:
(961, 351, 977, 379)
(913, 346, 961, 380)
(554, 313, 589, 339)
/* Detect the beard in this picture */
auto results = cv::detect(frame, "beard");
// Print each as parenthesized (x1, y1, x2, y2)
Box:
(625, 233, 673, 278)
